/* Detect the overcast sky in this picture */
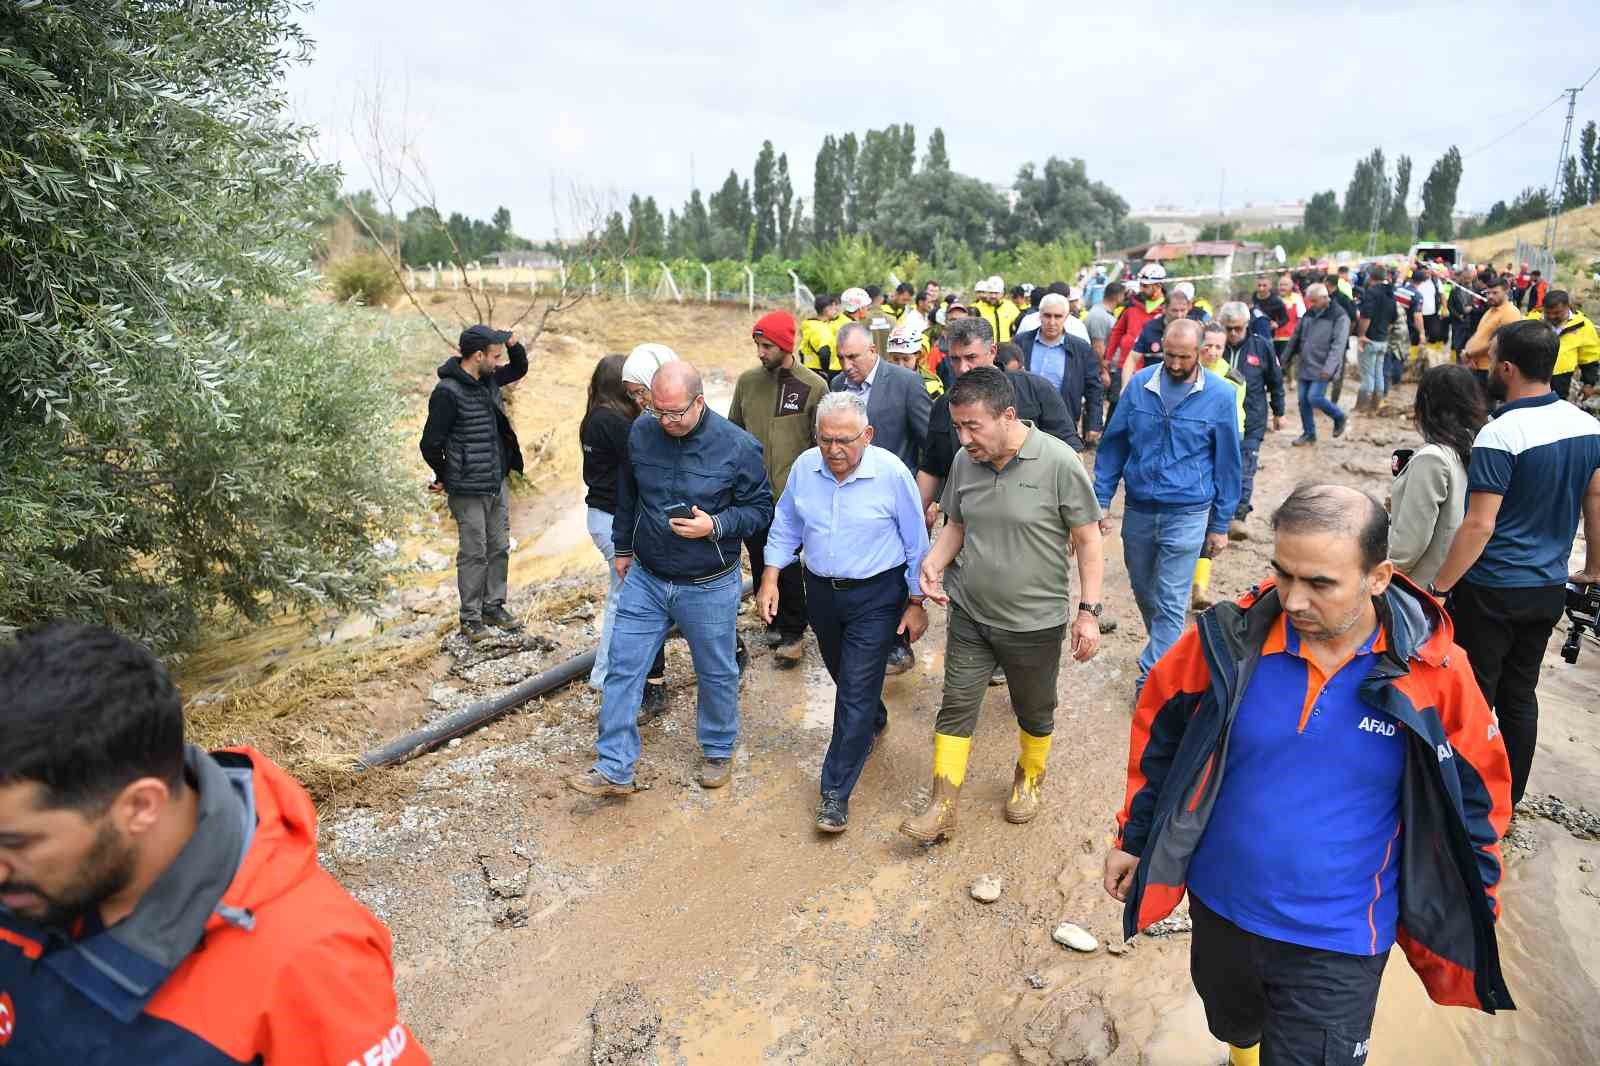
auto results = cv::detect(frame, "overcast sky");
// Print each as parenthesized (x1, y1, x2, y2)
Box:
(285, 1, 1600, 240)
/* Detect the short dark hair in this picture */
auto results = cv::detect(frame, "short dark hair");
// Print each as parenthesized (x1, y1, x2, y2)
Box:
(1272, 484, 1389, 571)
(943, 315, 994, 348)
(1104, 281, 1125, 301)
(895, 282, 914, 296)
(865, 284, 882, 300)
(1008, 284, 1027, 299)
(946, 365, 1015, 416)
(1367, 263, 1388, 282)
(1531, 270, 1542, 278)
(996, 341, 1025, 370)
(1493, 318, 1559, 382)
(1047, 281, 1072, 298)
(0, 623, 186, 810)
(814, 293, 836, 315)
(1544, 288, 1570, 311)
(1486, 274, 1508, 290)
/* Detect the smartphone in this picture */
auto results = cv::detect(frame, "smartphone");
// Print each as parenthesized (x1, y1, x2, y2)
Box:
(665, 502, 694, 522)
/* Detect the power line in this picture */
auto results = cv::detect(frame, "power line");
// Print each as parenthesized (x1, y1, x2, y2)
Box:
(1461, 92, 1568, 160)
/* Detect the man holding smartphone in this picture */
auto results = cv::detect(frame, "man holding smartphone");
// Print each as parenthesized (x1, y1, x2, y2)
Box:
(569, 360, 774, 795)
(419, 324, 528, 642)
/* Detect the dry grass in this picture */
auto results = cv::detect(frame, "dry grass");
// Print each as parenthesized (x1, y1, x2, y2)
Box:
(1458, 202, 1600, 274)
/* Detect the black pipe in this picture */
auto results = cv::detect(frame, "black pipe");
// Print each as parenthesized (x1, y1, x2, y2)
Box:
(357, 578, 753, 770)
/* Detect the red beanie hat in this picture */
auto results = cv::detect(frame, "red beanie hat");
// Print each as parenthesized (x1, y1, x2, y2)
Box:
(752, 311, 796, 354)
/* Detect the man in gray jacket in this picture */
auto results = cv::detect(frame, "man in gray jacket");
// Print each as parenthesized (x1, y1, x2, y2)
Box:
(1283, 284, 1350, 446)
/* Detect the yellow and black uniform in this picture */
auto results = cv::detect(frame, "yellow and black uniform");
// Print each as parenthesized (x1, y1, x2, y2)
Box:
(800, 316, 840, 376)
(975, 299, 1020, 343)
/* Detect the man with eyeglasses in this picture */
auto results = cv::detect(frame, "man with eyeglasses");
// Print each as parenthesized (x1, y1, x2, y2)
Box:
(760, 392, 930, 832)
(569, 360, 774, 796)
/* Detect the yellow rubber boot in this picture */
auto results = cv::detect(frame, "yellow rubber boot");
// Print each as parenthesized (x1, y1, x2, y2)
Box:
(900, 734, 969, 842)
(1005, 730, 1052, 823)
(1191, 555, 1214, 610)
(1229, 1043, 1260, 1066)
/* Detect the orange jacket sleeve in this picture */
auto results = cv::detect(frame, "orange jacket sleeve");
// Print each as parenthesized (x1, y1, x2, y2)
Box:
(264, 925, 431, 1066)
(1436, 653, 1513, 918)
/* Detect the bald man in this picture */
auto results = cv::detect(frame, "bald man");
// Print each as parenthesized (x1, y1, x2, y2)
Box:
(1094, 318, 1242, 691)
(570, 360, 775, 796)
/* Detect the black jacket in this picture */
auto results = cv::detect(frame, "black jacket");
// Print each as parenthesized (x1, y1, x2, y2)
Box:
(1013, 328, 1106, 437)
(1223, 333, 1285, 438)
(420, 344, 528, 495)
(615, 408, 773, 582)
(920, 368, 1080, 479)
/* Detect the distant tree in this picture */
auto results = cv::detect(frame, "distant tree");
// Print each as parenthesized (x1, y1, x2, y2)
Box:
(871, 168, 1009, 257)
(707, 170, 751, 259)
(752, 140, 778, 256)
(626, 194, 665, 258)
(1562, 156, 1587, 210)
(1384, 155, 1411, 235)
(1418, 146, 1463, 241)
(838, 132, 860, 234)
(491, 205, 512, 235)
(1197, 220, 1239, 241)
(775, 152, 797, 256)
(1010, 156, 1131, 246)
(924, 127, 950, 173)
(603, 210, 628, 251)
(1303, 190, 1341, 239)
(813, 135, 845, 243)
(1582, 120, 1599, 204)
(681, 189, 711, 259)
(1344, 148, 1387, 235)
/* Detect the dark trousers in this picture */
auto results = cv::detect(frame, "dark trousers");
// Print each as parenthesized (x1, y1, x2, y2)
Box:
(1552, 372, 1573, 402)
(935, 602, 1065, 738)
(1448, 580, 1566, 804)
(1236, 432, 1264, 517)
(805, 566, 906, 800)
(1190, 895, 1387, 1065)
(745, 523, 806, 639)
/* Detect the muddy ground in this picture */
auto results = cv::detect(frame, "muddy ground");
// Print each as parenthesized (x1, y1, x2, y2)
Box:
(184, 298, 1600, 1065)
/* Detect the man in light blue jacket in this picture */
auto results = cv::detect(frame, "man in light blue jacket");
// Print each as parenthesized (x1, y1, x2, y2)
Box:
(1094, 319, 1242, 690)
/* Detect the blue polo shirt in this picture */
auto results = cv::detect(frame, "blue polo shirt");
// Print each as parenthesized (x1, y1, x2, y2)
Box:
(1031, 334, 1067, 388)
(1465, 391, 1600, 588)
(1186, 615, 1406, 956)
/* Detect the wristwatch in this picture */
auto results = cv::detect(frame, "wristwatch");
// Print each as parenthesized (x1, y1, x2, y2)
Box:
(1078, 601, 1103, 617)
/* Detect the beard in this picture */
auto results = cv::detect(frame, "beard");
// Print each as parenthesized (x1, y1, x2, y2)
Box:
(1486, 371, 1508, 402)
(1, 817, 136, 929)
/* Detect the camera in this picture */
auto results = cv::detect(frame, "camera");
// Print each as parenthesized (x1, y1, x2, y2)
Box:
(1561, 581, 1600, 665)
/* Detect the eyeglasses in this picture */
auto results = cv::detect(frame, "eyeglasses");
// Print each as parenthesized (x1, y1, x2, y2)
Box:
(654, 397, 701, 423)
(818, 428, 867, 448)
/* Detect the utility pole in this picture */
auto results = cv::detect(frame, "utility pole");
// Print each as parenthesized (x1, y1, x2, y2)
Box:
(1544, 87, 1580, 260)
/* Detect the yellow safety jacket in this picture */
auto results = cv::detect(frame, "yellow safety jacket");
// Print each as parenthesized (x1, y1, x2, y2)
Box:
(800, 317, 839, 374)
(976, 299, 1020, 342)
(1529, 308, 1600, 376)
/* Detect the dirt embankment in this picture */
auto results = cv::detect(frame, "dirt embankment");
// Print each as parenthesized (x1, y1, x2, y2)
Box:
(181, 302, 1600, 1065)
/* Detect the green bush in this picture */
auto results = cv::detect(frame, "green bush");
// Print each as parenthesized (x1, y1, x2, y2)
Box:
(327, 252, 401, 306)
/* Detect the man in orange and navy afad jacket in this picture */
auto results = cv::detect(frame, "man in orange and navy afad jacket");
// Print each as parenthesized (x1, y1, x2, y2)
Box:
(0, 623, 429, 1066)
(1103, 484, 1512, 1066)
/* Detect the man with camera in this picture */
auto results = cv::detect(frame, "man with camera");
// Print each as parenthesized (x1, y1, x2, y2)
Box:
(568, 360, 773, 796)
(1429, 319, 1600, 805)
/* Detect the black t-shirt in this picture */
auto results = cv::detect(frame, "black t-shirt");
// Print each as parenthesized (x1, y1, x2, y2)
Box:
(1357, 283, 1397, 341)
(579, 407, 635, 513)
(920, 369, 1078, 479)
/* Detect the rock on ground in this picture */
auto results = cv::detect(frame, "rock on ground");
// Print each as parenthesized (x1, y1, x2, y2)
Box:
(589, 982, 661, 1066)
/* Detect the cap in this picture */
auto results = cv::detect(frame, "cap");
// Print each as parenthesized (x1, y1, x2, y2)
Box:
(1135, 263, 1167, 283)
(840, 287, 871, 313)
(946, 299, 970, 313)
(1067, 286, 1083, 301)
(751, 310, 796, 354)
(621, 343, 680, 387)
(1172, 281, 1195, 302)
(886, 325, 924, 354)
(459, 323, 513, 356)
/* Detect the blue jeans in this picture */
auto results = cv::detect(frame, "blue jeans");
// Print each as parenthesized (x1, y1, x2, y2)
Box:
(592, 563, 742, 785)
(805, 566, 905, 801)
(586, 508, 664, 689)
(1236, 433, 1263, 518)
(1358, 340, 1386, 397)
(1297, 379, 1343, 439)
(1122, 505, 1209, 685)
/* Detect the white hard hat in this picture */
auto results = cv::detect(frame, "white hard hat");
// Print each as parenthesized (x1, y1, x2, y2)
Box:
(840, 287, 871, 313)
(1172, 282, 1196, 302)
(886, 325, 924, 354)
(622, 343, 679, 387)
(1136, 263, 1168, 283)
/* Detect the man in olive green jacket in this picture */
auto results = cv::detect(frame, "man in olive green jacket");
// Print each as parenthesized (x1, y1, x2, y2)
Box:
(730, 311, 826, 663)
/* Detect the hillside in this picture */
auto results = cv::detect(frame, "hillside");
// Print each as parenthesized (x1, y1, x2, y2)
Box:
(1458, 201, 1600, 281)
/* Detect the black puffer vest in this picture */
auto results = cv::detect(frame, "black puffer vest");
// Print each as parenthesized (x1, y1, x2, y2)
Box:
(434, 358, 523, 495)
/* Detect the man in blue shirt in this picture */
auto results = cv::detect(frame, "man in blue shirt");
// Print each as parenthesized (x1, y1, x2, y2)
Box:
(761, 392, 930, 832)
(1429, 319, 1600, 804)
(1094, 318, 1243, 689)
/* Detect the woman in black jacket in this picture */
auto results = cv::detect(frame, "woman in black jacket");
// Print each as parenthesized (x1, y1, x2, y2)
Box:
(580, 355, 667, 722)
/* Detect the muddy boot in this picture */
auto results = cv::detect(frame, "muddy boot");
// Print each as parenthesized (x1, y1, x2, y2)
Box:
(899, 733, 970, 843)
(1005, 730, 1051, 824)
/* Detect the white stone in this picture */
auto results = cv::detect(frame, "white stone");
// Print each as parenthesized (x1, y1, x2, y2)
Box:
(1052, 922, 1099, 952)
(969, 875, 1003, 903)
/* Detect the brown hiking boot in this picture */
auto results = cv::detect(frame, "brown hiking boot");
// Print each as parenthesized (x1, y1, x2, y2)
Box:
(566, 770, 637, 797)
(698, 756, 732, 789)
(773, 636, 804, 667)
(1004, 764, 1046, 824)
(1227, 518, 1249, 541)
(899, 777, 961, 843)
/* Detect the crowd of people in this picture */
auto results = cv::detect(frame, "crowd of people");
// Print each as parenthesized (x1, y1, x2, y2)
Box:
(4, 251, 1600, 1066)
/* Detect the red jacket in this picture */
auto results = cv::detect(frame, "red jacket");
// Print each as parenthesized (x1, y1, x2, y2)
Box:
(1114, 578, 1514, 1013)
(1106, 294, 1163, 368)
(0, 747, 429, 1065)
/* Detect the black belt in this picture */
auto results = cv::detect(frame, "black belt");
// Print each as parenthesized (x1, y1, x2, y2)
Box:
(805, 564, 903, 590)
